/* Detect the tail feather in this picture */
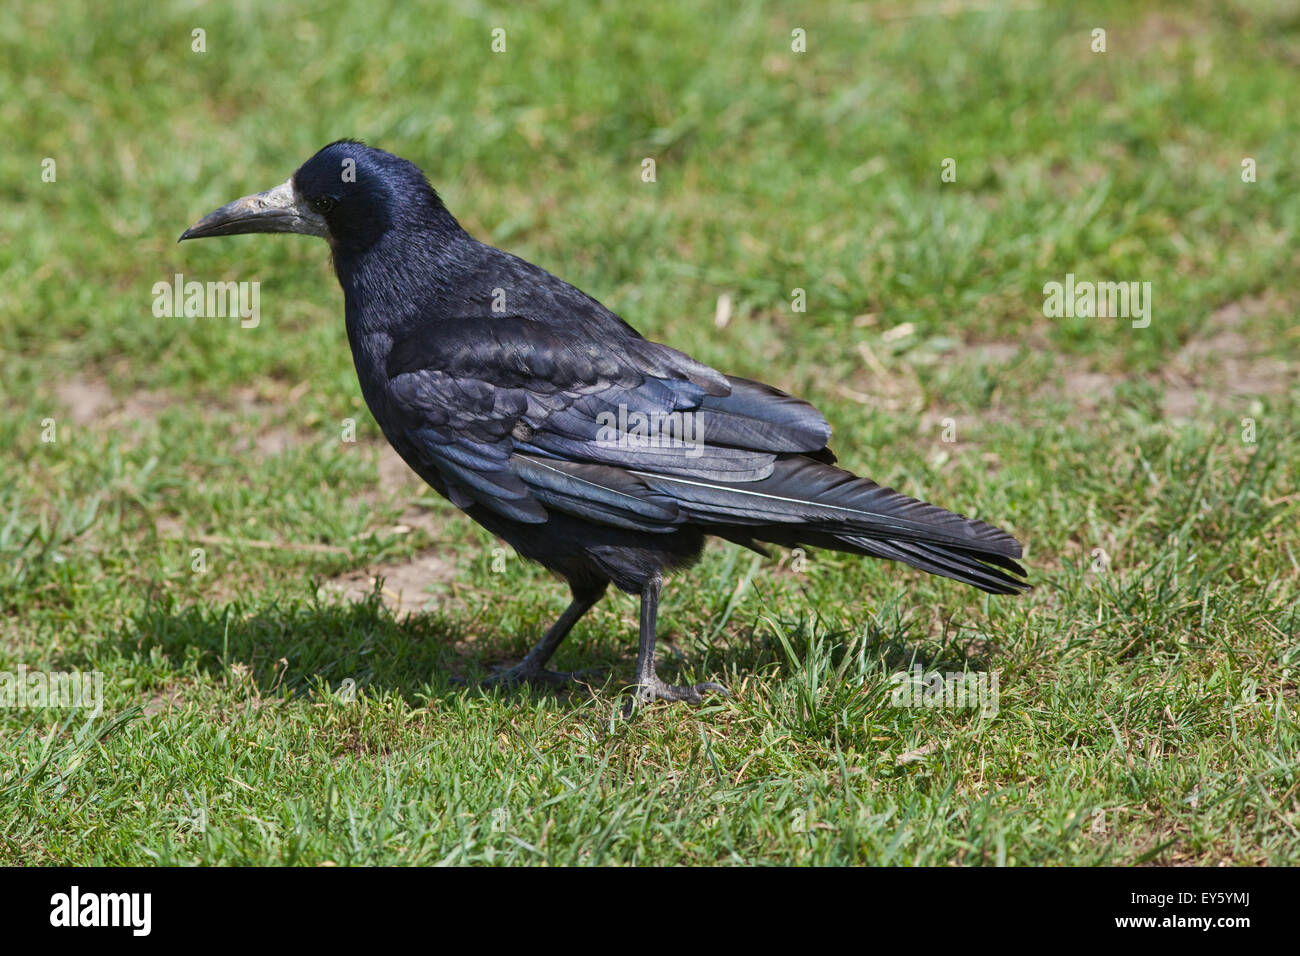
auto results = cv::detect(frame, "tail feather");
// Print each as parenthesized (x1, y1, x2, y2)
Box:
(646, 456, 1029, 594)
(718, 527, 1028, 595)
(840, 537, 1028, 594)
(635, 456, 1022, 555)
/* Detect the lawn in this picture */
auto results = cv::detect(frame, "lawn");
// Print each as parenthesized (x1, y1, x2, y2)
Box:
(1, 0, 1297, 865)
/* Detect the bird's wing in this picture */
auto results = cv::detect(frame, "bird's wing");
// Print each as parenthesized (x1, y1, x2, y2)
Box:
(382, 315, 832, 527)
(384, 312, 1025, 594)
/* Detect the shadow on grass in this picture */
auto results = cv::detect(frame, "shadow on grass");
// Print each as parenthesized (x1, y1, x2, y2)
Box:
(109, 576, 996, 717)
(113, 583, 609, 708)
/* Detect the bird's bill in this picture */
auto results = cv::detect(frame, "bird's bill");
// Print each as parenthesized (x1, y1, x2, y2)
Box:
(178, 179, 328, 242)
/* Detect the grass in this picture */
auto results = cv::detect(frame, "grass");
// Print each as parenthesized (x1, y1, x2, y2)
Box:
(1, 0, 1298, 865)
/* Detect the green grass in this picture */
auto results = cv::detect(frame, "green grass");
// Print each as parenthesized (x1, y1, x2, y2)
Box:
(2, 0, 1298, 865)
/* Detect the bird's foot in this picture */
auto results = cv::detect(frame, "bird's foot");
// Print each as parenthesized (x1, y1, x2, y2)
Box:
(483, 661, 594, 689)
(623, 676, 730, 716)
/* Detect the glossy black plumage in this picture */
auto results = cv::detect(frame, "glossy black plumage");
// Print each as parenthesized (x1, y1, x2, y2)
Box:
(181, 140, 1028, 708)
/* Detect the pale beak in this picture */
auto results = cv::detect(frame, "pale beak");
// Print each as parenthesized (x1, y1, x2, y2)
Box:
(179, 179, 328, 242)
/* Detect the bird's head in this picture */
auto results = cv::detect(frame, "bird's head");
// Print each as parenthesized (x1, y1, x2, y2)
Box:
(179, 140, 449, 254)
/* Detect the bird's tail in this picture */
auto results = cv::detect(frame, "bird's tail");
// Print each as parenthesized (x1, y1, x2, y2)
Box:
(632, 456, 1028, 594)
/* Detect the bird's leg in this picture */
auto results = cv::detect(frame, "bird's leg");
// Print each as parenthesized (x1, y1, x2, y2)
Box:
(486, 581, 607, 687)
(624, 576, 729, 715)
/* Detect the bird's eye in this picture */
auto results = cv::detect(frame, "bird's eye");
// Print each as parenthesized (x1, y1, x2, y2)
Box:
(310, 196, 336, 214)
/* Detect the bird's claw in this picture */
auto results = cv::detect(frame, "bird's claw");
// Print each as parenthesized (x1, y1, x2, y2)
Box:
(622, 677, 730, 716)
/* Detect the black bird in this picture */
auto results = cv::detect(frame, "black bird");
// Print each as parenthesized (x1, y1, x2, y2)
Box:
(180, 141, 1027, 710)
